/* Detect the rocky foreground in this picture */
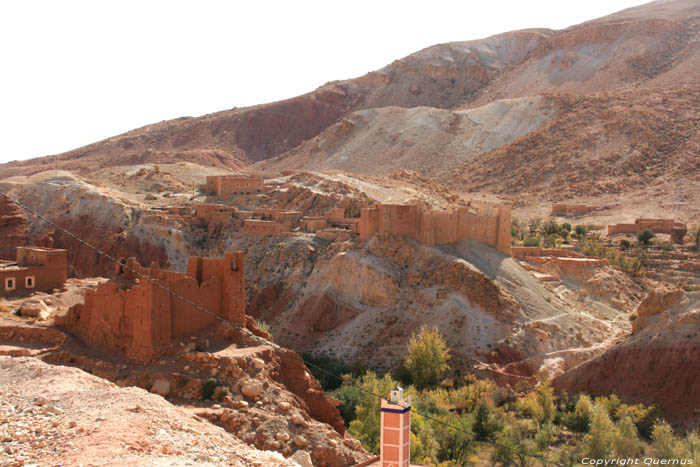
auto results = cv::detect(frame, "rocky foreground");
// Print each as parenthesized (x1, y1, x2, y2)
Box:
(0, 356, 293, 466)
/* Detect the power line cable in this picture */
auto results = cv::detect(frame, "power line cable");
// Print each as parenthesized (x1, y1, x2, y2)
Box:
(0, 189, 562, 466)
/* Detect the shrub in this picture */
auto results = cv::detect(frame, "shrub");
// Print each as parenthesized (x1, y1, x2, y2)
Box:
(404, 325, 451, 390)
(543, 233, 563, 248)
(575, 225, 587, 237)
(348, 372, 398, 454)
(629, 313, 638, 321)
(331, 378, 362, 425)
(528, 218, 542, 235)
(202, 377, 219, 400)
(658, 241, 674, 251)
(302, 352, 367, 391)
(637, 228, 655, 245)
(541, 218, 560, 236)
(620, 239, 631, 249)
(563, 394, 592, 433)
(523, 236, 541, 247)
(255, 319, 270, 334)
(561, 223, 572, 232)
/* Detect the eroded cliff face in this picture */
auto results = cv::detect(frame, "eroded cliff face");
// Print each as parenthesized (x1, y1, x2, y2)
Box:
(0, 194, 28, 259)
(3, 175, 176, 278)
(554, 292, 700, 422)
(239, 232, 632, 379)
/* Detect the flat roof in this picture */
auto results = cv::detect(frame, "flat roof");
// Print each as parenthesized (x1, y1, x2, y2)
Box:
(0, 264, 39, 272)
(18, 247, 68, 254)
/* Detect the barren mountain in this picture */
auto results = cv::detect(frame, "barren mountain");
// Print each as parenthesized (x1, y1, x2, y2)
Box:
(2, 3, 700, 461)
(2, 0, 700, 200)
(254, 96, 557, 176)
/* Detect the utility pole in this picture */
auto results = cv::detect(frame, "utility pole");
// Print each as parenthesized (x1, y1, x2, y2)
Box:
(672, 182, 685, 212)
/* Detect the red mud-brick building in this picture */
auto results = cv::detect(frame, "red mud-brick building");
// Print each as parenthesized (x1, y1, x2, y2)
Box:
(608, 218, 687, 240)
(359, 202, 511, 255)
(56, 252, 246, 362)
(203, 175, 265, 197)
(0, 247, 67, 294)
(241, 219, 287, 235)
(194, 204, 237, 225)
(252, 209, 303, 229)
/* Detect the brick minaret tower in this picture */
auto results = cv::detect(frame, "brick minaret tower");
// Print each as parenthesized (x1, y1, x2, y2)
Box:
(380, 387, 411, 467)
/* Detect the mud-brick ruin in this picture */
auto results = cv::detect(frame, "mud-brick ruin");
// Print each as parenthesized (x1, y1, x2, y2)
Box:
(607, 218, 688, 242)
(56, 251, 246, 362)
(359, 202, 512, 254)
(0, 247, 67, 294)
(551, 204, 598, 217)
(202, 175, 265, 197)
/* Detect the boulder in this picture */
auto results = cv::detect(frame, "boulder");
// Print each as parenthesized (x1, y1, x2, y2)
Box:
(290, 413, 305, 425)
(150, 379, 171, 397)
(637, 288, 684, 318)
(292, 435, 308, 448)
(282, 450, 313, 467)
(241, 380, 263, 398)
(20, 301, 49, 319)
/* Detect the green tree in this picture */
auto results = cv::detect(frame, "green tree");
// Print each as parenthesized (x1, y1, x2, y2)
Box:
(648, 420, 682, 459)
(563, 394, 592, 433)
(575, 225, 587, 238)
(613, 416, 642, 458)
(348, 372, 398, 454)
(474, 400, 502, 441)
(582, 405, 615, 458)
(492, 420, 538, 467)
(683, 430, 700, 463)
(404, 325, 450, 390)
(331, 376, 362, 425)
(430, 413, 476, 465)
(637, 228, 655, 245)
(536, 381, 556, 425)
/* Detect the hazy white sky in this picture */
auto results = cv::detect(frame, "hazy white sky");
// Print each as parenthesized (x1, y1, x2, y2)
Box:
(0, 0, 647, 164)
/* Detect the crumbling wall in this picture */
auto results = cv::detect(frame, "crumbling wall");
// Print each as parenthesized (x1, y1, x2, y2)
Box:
(301, 216, 327, 232)
(551, 204, 596, 216)
(359, 203, 511, 254)
(253, 209, 303, 229)
(511, 247, 585, 259)
(241, 219, 287, 235)
(56, 252, 246, 362)
(194, 204, 236, 225)
(608, 218, 687, 237)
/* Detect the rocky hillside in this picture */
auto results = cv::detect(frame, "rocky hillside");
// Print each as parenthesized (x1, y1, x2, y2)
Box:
(254, 96, 557, 176)
(444, 86, 700, 203)
(554, 289, 700, 424)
